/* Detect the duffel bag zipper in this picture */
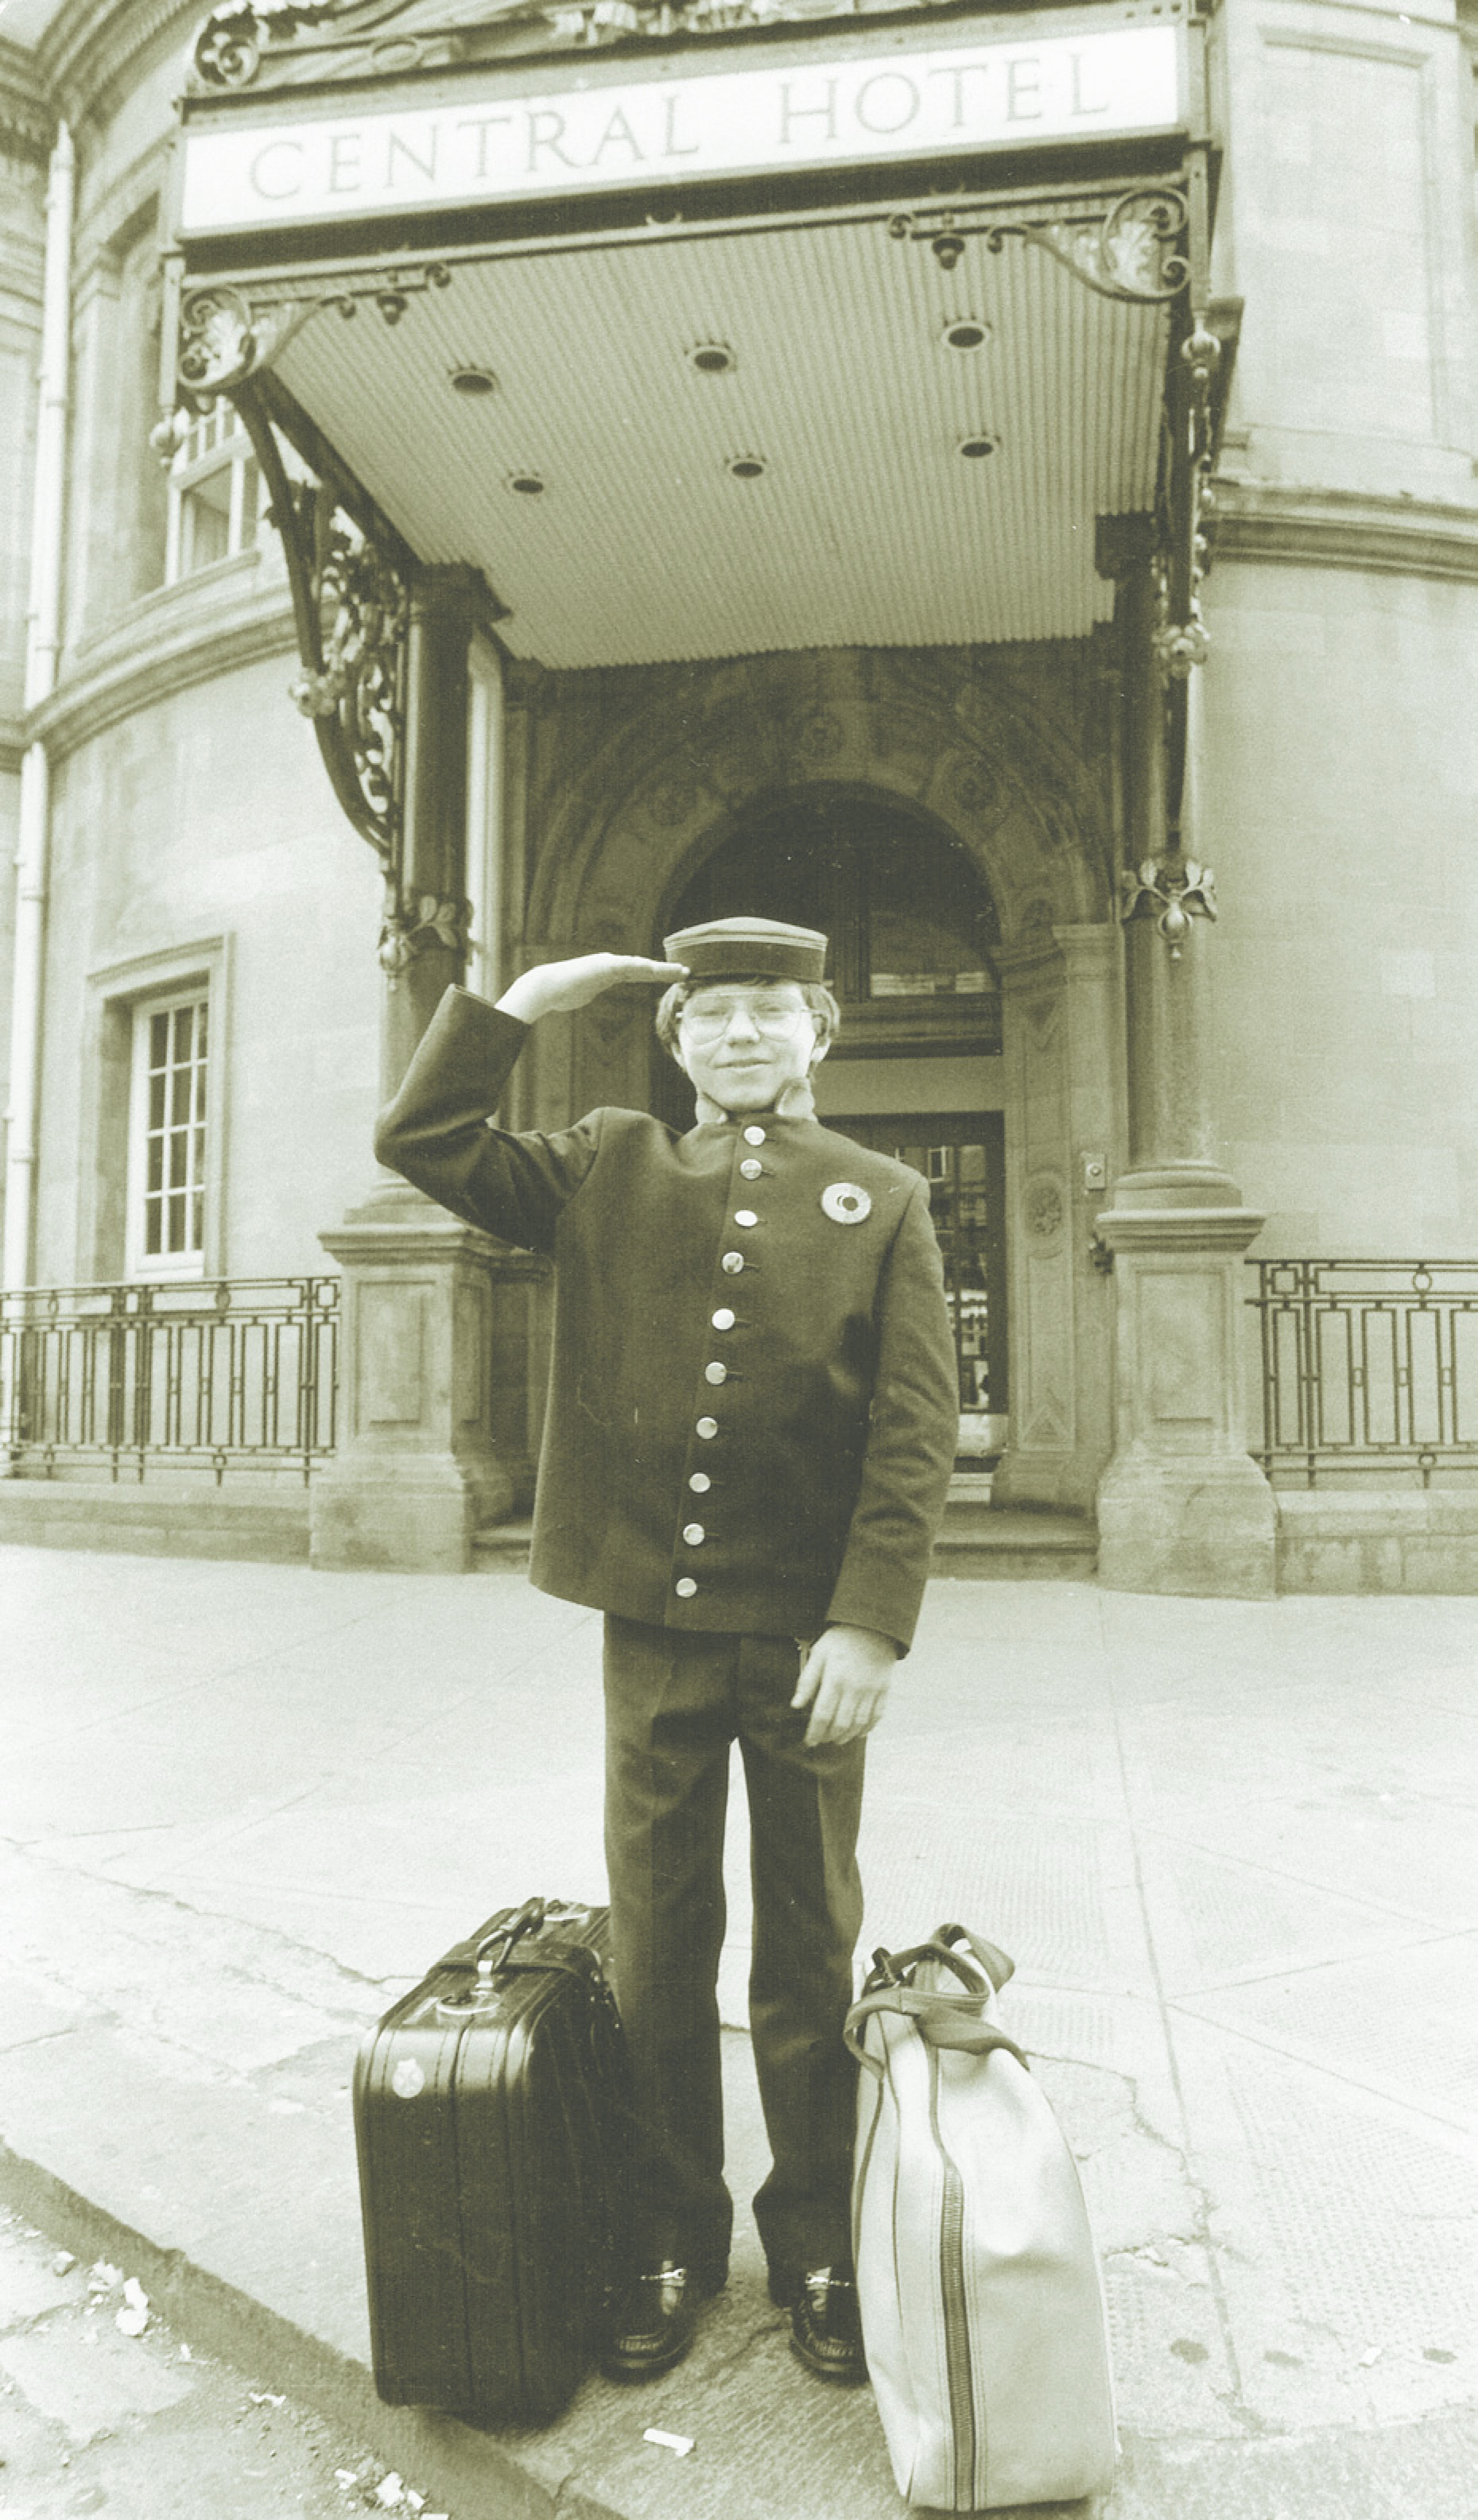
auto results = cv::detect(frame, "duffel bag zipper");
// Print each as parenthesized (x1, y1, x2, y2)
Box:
(927, 2042, 979, 2510)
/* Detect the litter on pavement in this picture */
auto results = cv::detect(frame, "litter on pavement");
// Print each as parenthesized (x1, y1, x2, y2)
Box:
(643, 2426, 696, 2456)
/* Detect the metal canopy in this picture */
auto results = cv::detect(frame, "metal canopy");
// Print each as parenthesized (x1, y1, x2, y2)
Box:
(266, 192, 1168, 669)
(161, 0, 1228, 913)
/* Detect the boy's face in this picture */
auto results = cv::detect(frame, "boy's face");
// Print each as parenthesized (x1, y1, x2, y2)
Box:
(674, 979, 825, 1113)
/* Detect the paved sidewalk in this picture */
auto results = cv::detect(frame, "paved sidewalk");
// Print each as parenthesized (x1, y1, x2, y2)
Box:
(0, 1546, 1474, 2520)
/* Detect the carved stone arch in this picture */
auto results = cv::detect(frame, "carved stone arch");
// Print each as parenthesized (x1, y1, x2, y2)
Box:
(648, 772, 1005, 956)
(895, 646, 1115, 911)
(526, 649, 1109, 968)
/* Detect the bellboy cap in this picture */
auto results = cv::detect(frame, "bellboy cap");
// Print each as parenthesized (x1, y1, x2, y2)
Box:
(662, 914, 828, 985)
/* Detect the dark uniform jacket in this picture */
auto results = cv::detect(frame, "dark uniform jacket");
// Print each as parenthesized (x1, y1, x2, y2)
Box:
(374, 987, 960, 1653)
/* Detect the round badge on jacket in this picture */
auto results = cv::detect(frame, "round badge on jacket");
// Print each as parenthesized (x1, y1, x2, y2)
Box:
(821, 1181, 871, 1225)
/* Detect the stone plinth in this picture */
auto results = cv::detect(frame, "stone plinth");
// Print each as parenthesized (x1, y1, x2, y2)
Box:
(1095, 1198, 1276, 1599)
(311, 1184, 516, 1572)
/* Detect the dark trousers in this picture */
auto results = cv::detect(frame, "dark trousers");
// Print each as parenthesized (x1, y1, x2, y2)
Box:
(602, 1616, 866, 2288)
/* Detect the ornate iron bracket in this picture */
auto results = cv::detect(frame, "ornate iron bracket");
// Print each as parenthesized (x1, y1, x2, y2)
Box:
(227, 373, 413, 872)
(1120, 858, 1216, 957)
(887, 184, 1193, 306)
(163, 266, 451, 412)
(157, 271, 455, 886)
(894, 165, 1222, 715)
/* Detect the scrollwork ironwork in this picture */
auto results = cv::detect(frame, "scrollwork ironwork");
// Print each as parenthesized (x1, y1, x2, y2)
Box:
(173, 266, 449, 405)
(192, 2, 343, 88)
(176, 282, 321, 396)
(185, 0, 948, 89)
(1156, 317, 1221, 684)
(228, 382, 410, 868)
(888, 186, 1192, 307)
(892, 159, 1225, 715)
(285, 503, 409, 855)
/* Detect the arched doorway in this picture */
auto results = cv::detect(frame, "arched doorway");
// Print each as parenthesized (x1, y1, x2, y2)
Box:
(657, 785, 1008, 1462)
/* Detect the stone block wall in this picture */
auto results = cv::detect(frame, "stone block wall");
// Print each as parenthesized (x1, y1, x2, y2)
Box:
(34, 637, 385, 1284)
(1197, 0, 1478, 1262)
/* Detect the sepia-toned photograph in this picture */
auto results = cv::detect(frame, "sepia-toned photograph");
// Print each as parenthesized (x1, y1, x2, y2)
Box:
(0, 0, 1474, 2514)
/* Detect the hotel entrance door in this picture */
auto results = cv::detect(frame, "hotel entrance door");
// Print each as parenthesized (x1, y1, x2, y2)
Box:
(832, 1112, 1008, 1464)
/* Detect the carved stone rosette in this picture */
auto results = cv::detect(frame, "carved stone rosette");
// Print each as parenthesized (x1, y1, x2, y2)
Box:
(1119, 859, 1217, 958)
(378, 887, 470, 980)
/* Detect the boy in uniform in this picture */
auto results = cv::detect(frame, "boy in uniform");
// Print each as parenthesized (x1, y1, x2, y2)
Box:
(375, 917, 958, 2384)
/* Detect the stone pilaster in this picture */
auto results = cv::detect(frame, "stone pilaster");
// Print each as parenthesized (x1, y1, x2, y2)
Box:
(1093, 545, 1276, 1595)
(312, 1190, 514, 1573)
(312, 564, 520, 1572)
(1095, 1192, 1274, 1597)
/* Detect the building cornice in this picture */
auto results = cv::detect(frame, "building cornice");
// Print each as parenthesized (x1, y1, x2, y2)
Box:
(180, 0, 1069, 98)
(35, 0, 199, 127)
(27, 573, 298, 760)
(0, 35, 53, 157)
(1211, 479, 1478, 587)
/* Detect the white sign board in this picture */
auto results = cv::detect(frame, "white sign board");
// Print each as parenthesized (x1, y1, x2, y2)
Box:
(179, 24, 1184, 234)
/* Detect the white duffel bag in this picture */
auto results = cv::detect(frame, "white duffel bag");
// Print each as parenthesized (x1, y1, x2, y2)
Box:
(845, 1923, 1116, 2513)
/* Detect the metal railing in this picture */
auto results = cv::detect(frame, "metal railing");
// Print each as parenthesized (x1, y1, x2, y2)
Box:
(0, 1277, 339, 1484)
(1249, 1259, 1478, 1486)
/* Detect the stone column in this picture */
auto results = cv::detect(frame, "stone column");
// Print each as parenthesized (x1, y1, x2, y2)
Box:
(311, 566, 518, 1572)
(1092, 545, 1276, 1597)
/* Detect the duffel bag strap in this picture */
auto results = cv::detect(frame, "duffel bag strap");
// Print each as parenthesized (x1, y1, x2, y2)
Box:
(844, 1984, 1030, 2076)
(863, 1940, 987, 1996)
(932, 1921, 1016, 1994)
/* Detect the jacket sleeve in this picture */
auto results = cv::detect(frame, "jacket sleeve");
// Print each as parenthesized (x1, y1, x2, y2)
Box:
(372, 984, 602, 1255)
(824, 1177, 959, 1655)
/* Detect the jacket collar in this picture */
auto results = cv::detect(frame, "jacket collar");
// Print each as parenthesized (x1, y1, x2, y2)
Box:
(692, 1077, 818, 1127)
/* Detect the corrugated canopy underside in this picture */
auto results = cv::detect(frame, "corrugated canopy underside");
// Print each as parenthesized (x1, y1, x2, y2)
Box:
(276, 204, 1166, 669)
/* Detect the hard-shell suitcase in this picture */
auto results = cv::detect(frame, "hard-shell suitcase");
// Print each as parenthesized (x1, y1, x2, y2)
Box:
(354, 1897, 629, 2425)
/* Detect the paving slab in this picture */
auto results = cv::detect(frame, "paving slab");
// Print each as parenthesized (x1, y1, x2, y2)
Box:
(0, 1545, 1474, 2518)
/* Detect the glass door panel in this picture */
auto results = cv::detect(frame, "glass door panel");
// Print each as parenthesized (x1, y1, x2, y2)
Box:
(831, 1112, 1007, 1463)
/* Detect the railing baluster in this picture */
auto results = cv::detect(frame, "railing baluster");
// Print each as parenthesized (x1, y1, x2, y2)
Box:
(1, 1276, 341, 1486)
(1248, 1258, 1478, 1488)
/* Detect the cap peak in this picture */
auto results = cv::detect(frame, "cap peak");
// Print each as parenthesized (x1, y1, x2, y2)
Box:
(663, 914, 828, 985)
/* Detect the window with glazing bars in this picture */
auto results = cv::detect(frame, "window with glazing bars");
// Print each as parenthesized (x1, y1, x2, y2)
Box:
(165, 405, 264, 583)
(131, 993, 208, 1271)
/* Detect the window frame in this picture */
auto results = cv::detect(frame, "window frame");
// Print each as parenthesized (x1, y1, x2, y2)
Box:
(126, 985, 212, 1281)
(164, 404, 266, 586)
(80, 939, 231, 1285)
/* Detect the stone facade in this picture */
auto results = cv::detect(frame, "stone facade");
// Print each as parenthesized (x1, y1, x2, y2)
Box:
(1, 0, 1476, 1588)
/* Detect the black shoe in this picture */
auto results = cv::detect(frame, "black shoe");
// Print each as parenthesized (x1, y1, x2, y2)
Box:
(600, 2260, 705, 2383)
(778, 2266, 868, 2386)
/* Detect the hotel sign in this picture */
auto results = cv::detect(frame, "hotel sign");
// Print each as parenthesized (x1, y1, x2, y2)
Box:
(178, 23, 1185, 235)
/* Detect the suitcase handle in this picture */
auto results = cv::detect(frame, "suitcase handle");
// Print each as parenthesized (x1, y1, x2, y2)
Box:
(474, 1898, 549, 1979)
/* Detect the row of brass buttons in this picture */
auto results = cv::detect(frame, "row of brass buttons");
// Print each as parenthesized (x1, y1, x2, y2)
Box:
(677, 1128, 769, 1598)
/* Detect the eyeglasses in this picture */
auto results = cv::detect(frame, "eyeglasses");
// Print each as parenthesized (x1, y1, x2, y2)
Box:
(677, 998, 813, 1041)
